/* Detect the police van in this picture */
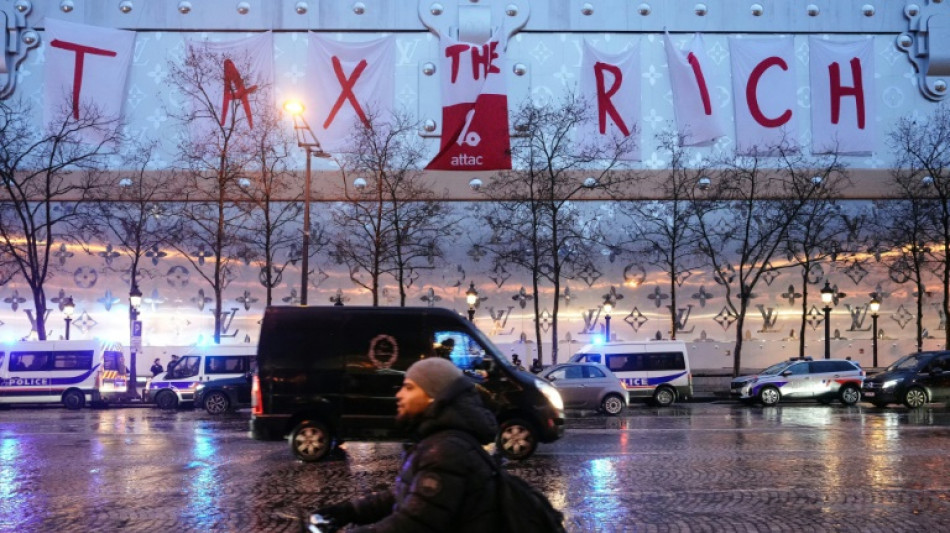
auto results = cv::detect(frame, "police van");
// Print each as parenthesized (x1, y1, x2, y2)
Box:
(0, 339, 129, 409)
(569, 340, 692, 406)
(145, 345, 255, 409)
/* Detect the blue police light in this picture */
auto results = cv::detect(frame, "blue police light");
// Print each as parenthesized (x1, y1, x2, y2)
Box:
(592, 335, 605, 346)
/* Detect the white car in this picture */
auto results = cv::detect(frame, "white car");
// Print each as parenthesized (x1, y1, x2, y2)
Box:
(730, 357, 864, 406)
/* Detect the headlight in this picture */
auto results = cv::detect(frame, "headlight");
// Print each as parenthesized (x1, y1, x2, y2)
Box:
(535, 379, 564, 411)
(882, 380, 900, 389)
(195, 383, 205, 392)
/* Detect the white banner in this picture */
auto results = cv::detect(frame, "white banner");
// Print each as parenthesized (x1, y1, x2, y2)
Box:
(43, 18, 135, 139)
(426, 29, 511, 170)
(187, 32, 275, 136)
(579, 40, 641, 161)
(809, 37, 876, 155)
(730, 36, 798, 155)
(306, 35, 395, 153)
(665, 33, 725, 146)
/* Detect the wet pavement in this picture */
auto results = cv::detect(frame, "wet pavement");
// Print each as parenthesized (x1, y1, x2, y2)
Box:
(2, 402, 950, 532)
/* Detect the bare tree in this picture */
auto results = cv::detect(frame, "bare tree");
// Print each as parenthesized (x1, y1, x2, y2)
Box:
(477, 93, 637, 364)
(164, 46, 266, 342)
(0, 97, 120, 339)
(689, 142, 847, 376)
(889, 106, 950, 349)
(333, 110, 455, 306)
(619, 130, 704, 340)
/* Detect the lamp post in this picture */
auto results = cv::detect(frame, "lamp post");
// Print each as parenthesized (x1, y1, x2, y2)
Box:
(283, 100, 330, 306)
(129, 286, 143, 396)
(466, 282, 479, 322)
(63, 296, 75, 340)
(869, 296, 881, 368)
(819, 281, 845, 360)
(603, 300, 613, 342)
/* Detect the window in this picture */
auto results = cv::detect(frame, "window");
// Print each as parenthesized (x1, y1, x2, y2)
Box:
(607, 354, 643, 372)
(785, 362, 809, 375)
(580, 354, 602, 364)
(564, 365, 584, 379)
(101, 350, 126, 373)
(169, 356, 200, 379)
(10, 352, 51, 372)
(644, 352, 686, 371)
(205, 355, 250, 374)
(585, 366, 606, 378)
(433, 331, 486, 371)
(52, 351, 93, 370)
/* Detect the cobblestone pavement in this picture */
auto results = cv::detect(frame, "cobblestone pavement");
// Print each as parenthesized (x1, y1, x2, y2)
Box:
(2, 402, 950, 532)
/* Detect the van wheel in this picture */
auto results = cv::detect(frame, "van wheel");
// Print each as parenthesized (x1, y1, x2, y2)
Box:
(903, 387, 928, 409)
(62, 390, 85, 410)
(601, 394, 625, 416)
(290, 420, 333, 462)
(203, 392, 230, 415)
(839, 386, 861, 406)
(759, 386, 781, 406)
(155, 390, 179, 410)
(496, 418, 537, 461)
(652, 387, 676, 407)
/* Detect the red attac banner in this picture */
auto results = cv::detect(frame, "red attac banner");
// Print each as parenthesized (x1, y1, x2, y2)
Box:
(579, 40, 641, 161)
(809, 37, 876, 155)
(426, 30, 511, 171)
(730, 36, 799, 155)
(665, 32, 725, 146)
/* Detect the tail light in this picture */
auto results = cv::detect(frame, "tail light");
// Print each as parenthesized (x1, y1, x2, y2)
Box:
(251, 374, 262, 415)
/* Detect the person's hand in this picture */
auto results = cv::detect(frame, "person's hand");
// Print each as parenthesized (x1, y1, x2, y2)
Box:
(313, 501, 356, 527)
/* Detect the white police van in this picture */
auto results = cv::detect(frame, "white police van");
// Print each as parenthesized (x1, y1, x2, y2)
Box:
(145, 345, 255, 409)
(569, 340, 692, 406)
(0, 339, 128, 409)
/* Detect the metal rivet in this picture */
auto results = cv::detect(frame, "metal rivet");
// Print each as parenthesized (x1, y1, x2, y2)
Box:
(751, 4, 763, 16)
(583, 177, 598, 188)
(505, 3, 518, 16)
(422, 62, 436, 76)
(353, 177, 367, 190)
(897, 34, 913, 49)
(424, 119, 437, 132)
(513, 63, 527, 76)
(59, 0, 73, 13)
(862, 4, 875, 16)
(178, 1, 191, 14)
(695, 3, 707, 16)
(237, 2, 250, 15)
(807, 4, 819, 16)
(295, 2, 308, 14)
(430, 3, 443, 15)
(905, 4, 920, 17)
(352, 2, 365, 15)
(638, 3, 651, 16)
(21, 30, 37, 46)
(14, 0, 31, 14)
(469, 178, 483, 191)
(119, 1, 133, 14)
(581, 3, 593, 16)
(935, 80, 948, 93)
(119, 178, 134, 187)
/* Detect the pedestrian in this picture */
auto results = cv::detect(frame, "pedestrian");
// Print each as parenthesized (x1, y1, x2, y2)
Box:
(314, 357, 501, 532)
(530, 357, 543, 374)
(166, 354, 180, 375)
(150, 358, 164, 377)
(511, 354, 525, 371)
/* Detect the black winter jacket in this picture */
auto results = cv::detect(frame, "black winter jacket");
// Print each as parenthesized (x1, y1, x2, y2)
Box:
(347, 375, 501, 533)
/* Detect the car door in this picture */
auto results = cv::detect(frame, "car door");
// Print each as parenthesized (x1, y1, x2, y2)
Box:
(779, 362, 812, 398)
(807, 360, 840, 397)
(923, 354, 950, 401)
(582, 365, 613, 407)
(546, 365, 587, 408)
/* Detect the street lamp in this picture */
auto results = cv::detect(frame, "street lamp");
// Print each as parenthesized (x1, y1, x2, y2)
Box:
(129, 285, 142, 321)
(283, 99, 330, 306)
(819, 281, 845, 360)
(869, 296, 881, 368)
(466, 282, 479, 322)
(63, 296, 75, 340)
(603, 300, 613, 342)
(129, 285, 143, 398)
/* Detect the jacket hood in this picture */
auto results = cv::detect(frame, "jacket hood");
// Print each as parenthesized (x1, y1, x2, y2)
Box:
(414, 375, 498, 445)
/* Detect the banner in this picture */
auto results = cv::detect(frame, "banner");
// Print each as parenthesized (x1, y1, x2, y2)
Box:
(186, 32, 275, 136)
(426, 30, 511, 171)
(730, 36, 798, 155)
(579, 40, 641, 161)
(665, 33, 725, 146)
(306, 35, 395, 152)
(809, 37, 875, 155)
(43, 19, 135, 140)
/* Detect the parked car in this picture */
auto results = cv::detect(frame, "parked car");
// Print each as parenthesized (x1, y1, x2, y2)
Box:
(862, 351, 950, 408)
(730, 357, 865, 406)
(195, 373, 252, 415)
(538, 362, 627, 415)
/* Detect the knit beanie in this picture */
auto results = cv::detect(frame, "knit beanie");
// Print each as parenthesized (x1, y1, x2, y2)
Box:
(406, 357, 463, 400)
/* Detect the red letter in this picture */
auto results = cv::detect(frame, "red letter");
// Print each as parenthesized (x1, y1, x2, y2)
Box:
(687, 52, 713, 116)
(324, 56, 368, 129)
(221, 59, 258, 128)
(49, 39, 117, 120)
(594, 62, 630, 136)
(445, 44, 468, 83)
(471, 41, 500, 81)
(746, 56, 792, 128)
(828, 57, 865, 129)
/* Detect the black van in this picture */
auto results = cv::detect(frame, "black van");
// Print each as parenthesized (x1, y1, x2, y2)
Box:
(249, 306, 564, 461)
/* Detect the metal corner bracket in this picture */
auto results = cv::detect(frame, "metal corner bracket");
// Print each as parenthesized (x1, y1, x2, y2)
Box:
(897, 1, 950, 101)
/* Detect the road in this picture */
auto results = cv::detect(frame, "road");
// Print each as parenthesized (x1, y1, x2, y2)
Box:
(2, 402, 950, 532)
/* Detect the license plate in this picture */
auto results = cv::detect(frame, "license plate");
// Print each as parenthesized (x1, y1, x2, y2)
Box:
(863, 391, 875, 397)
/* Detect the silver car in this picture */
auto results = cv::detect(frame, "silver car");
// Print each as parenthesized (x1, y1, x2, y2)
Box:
(539, 362, 627, 415)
